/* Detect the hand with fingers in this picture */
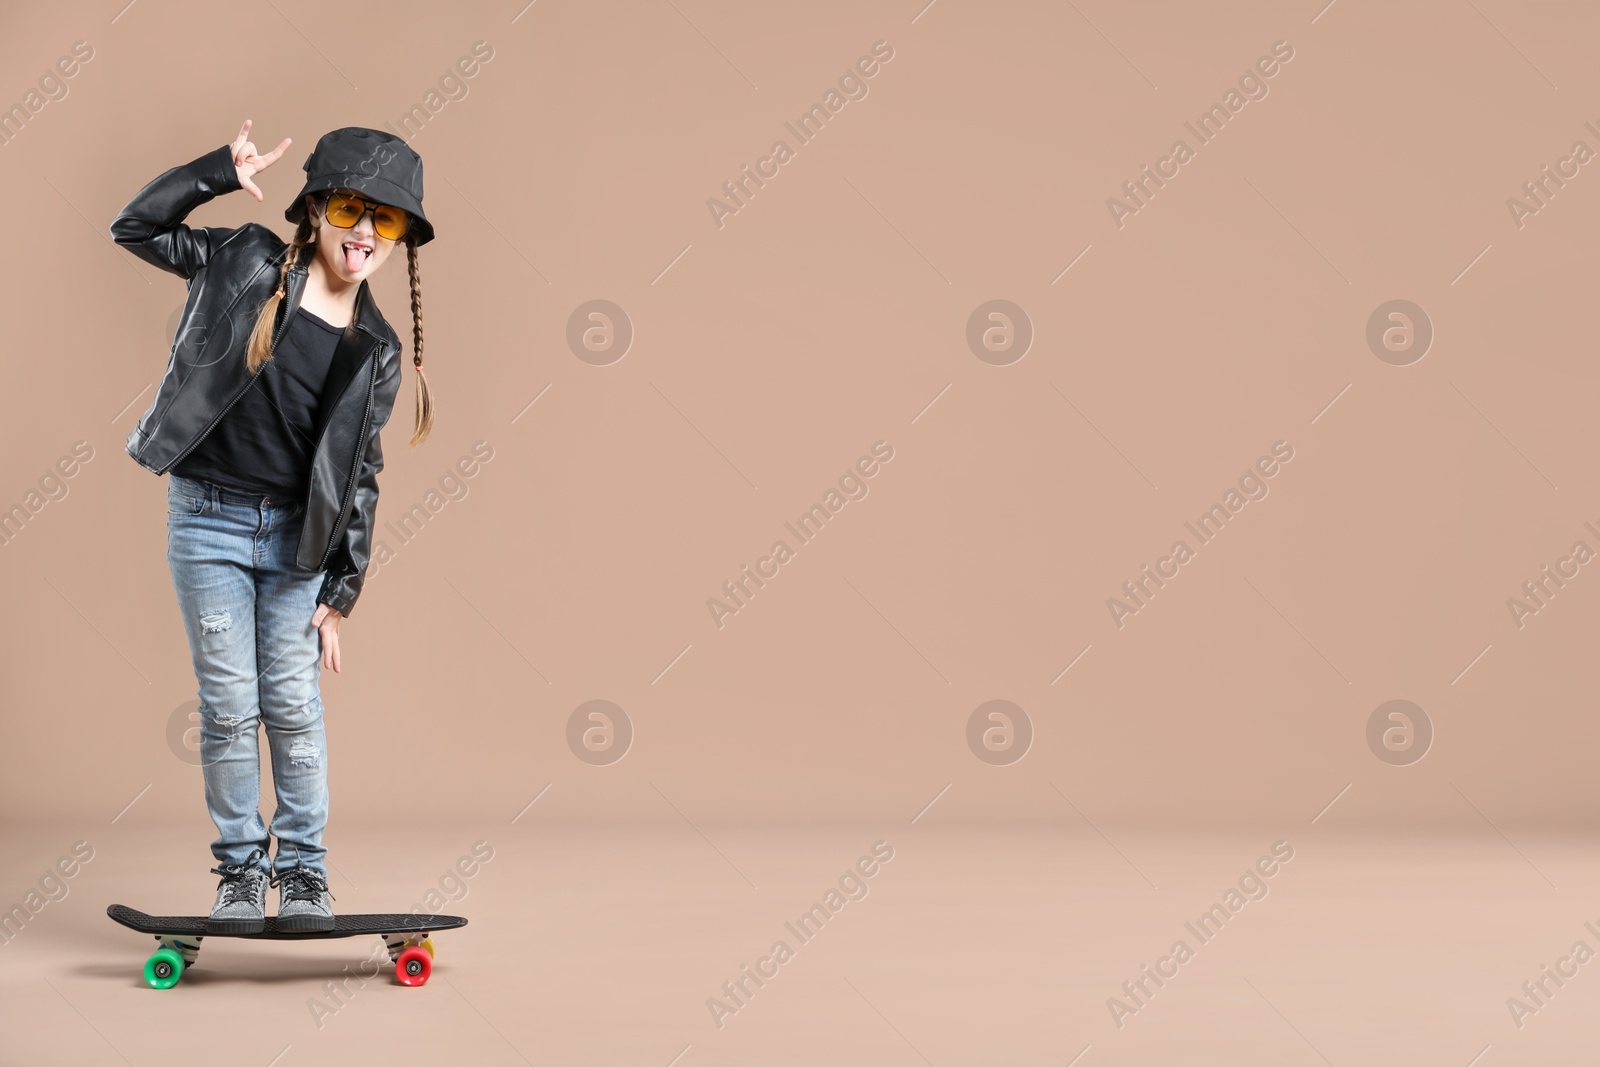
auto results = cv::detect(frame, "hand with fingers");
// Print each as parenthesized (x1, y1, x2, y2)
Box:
(312, 603, 344, 674)
(231, 119, 292, 203)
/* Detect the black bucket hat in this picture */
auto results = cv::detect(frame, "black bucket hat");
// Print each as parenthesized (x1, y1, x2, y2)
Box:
(283, 126, 434, 245)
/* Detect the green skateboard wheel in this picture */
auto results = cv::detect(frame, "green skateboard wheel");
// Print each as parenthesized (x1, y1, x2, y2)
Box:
(144, 947, 184, 989)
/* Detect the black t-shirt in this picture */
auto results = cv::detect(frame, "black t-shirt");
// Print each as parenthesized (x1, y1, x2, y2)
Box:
(172, 306, 344, 501)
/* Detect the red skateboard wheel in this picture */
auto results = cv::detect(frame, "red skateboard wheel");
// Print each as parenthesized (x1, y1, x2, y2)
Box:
(396, 945, 432, 986)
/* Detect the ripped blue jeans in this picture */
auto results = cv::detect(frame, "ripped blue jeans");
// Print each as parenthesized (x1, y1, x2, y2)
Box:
(166, 473, 328, 877)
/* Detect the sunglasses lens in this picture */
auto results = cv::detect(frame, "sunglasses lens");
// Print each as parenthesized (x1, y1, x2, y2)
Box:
(325, 194, 363, 226)
(374, 206, 409, 241)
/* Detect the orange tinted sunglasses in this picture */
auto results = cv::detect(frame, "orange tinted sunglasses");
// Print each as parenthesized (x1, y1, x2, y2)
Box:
(322, 192, 410, 242)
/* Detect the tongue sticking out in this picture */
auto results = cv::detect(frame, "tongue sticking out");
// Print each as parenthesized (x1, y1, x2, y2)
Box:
(342, 245, 370, 272)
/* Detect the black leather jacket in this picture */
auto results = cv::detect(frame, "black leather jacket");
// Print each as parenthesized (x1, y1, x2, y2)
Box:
(111, 142, 402, 617)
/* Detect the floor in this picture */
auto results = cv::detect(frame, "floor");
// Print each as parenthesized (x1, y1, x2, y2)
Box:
(1, 822, 1595, 1066)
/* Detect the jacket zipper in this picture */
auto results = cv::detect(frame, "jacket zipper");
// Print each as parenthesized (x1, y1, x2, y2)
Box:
(316, 349, 377, 571)
(163, 260, 305, 473)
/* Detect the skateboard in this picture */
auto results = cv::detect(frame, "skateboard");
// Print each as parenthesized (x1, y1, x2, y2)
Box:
(107, 904, 467, 989)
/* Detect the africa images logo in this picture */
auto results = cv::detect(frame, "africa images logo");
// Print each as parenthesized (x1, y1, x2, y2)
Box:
(1106, 441, 1295, 629)
(1105, 40, 1296, 229)
(706, 40, 896, 229)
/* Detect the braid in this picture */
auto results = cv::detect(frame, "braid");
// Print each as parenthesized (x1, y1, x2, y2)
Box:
(246, 221, 313, 374)
(406, 237, 433, 445)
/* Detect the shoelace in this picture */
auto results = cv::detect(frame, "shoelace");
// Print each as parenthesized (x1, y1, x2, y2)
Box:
(209, 848, 268, 905)
(270, 865, 335, 904)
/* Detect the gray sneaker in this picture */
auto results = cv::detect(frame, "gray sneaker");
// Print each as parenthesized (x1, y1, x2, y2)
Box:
(208, 848, 269, 933)
(272, 864, 336, 931)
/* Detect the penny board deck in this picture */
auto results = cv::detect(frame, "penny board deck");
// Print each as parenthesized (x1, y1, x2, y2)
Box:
(108, 904, 467, 939)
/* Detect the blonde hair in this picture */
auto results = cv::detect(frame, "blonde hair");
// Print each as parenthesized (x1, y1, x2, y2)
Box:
(245, 201, 434, 445)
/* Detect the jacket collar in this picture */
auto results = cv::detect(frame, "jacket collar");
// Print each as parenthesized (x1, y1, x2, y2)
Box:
(284, 256, 389, 342)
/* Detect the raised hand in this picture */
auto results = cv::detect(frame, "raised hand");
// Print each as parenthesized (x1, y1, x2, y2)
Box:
(230, 119, 292, 203)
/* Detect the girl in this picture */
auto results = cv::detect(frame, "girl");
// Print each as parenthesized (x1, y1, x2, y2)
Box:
(111, 120, 436, 932)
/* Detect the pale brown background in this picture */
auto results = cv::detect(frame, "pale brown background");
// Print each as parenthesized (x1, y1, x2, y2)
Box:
(3, 1, 1599, 1064)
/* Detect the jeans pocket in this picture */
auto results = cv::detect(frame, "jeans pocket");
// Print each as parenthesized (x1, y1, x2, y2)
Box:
(168, 489, 204, 516)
